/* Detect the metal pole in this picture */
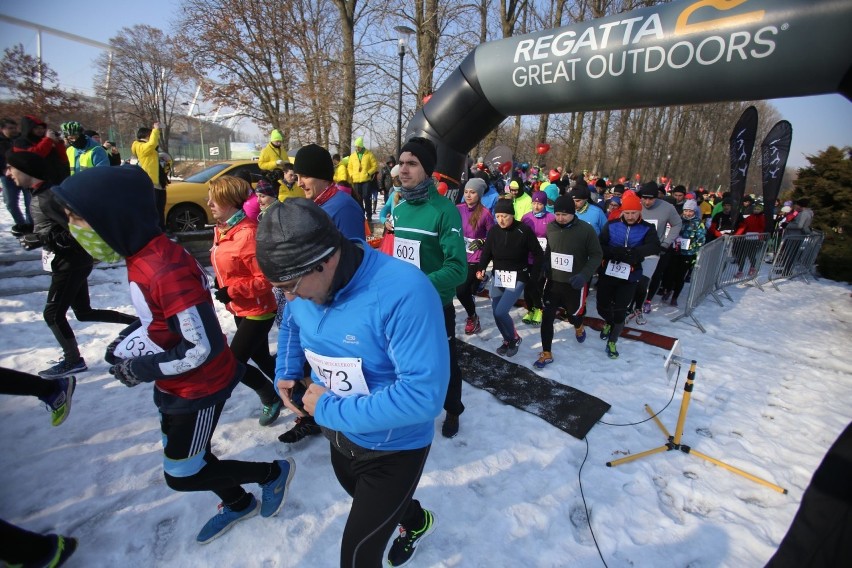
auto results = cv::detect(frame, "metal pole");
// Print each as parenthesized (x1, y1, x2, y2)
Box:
(199, 120, 205, 166)
(396, 43, 405, 158)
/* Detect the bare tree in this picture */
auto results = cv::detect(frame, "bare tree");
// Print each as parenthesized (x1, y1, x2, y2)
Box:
(0, 44, 81, 124)
(174, 0, 305, 146)
(94, 25, 194, 152)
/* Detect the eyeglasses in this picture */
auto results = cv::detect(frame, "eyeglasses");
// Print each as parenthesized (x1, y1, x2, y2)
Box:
(277, 274, 305, 295)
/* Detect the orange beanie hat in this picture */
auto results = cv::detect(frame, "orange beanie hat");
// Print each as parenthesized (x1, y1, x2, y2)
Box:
(621, 190, 641, 211)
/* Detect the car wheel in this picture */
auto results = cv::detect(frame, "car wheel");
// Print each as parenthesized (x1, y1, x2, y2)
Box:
(167, 204, 206, 233)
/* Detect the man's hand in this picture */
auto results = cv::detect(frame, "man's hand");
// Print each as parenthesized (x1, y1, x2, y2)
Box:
(568, 274, 586, 290)
(110, 359, 144, 387)
(302, 383, 328, 416)
(152, 121, 161, 130)
(276, 379, 306, 417)
(276, 159, 284, 166)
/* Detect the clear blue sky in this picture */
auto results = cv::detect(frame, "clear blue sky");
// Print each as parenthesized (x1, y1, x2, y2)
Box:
(2, 0, 850, 168)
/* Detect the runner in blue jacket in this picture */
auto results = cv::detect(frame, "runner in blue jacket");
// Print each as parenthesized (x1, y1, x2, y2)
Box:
(257, 198, 448, 568)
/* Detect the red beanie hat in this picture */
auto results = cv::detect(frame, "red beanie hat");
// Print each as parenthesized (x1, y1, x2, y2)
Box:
(620, 190, 641, 211)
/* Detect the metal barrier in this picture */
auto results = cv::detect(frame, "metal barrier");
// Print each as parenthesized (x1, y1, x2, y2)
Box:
(670, 237, 726, 332)
(765, 231, 824, 290)
(716, 233, 772, 294)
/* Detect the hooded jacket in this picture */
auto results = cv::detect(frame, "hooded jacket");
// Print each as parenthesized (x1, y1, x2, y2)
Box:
(53, 167, 240, 413)
(13, 116, 69, 185)
(347, 148, 378, 184)
(258, 142, 288, 171)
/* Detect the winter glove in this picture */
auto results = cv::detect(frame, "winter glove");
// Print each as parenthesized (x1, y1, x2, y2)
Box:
(214, 286, 232, 304)
(19, 233, 42, 251)
(568, 274, 587, 290)
(105, 335, 127, 365)
(110, 359, 144, 387)
(275, 159, 284, 166)
(468, 239, 485, 252)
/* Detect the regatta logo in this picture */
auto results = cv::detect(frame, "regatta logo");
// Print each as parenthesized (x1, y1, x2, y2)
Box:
(676, 0, 765, 36)
(510, 0, 778, 88)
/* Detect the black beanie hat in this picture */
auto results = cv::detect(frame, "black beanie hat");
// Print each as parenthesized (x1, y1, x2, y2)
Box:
(637, 182, 659, 198)
(294, 144, 335, 181)
(568, 186, 590, 201)
(554, 195, 576, 214)
(399, 137, 437, 176)
(494, 197, 515, 216)
(5, 150, 46, 180)
(256, 198, 343, 282)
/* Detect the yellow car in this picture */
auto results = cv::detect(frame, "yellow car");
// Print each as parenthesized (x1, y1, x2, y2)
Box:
(165, 160, 263, 232)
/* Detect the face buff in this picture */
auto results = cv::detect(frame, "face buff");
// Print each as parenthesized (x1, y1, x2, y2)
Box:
(68, 224, 122, 263)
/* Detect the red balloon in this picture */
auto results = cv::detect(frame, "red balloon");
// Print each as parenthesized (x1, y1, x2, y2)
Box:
(548, 169, 560, 182)
(618, 176, 627, 184)
(634, 173, 641, 180)
(498, 160, 512, 175)
(422, 93, 433, 104)
(535, 143, 551, 155)
(437, 181, 448, 196)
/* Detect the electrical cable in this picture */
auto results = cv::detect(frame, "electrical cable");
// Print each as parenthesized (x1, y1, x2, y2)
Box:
(578, 363, 685, 566)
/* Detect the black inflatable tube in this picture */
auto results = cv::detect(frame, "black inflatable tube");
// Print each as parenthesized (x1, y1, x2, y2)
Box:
(405, 0, 852, 188)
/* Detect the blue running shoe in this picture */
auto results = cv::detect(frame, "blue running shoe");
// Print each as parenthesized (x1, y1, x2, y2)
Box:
(41, 376, 76, 427)
(259, 399, 282, 427)
(197, 495, 259, 544)
(39, 358, 87, 379)
(606, 341, 619, 359)
(260, 458, 296, 518)
(533, 351, 553, 369)
(575, 325, 587, 343)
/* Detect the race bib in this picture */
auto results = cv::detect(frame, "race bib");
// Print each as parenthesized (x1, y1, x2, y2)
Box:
(537, 237, 547, 251)
(41, 249, 55, 272)
(676, 237, 691, 249)
(494, 270, 518, 289)
(647, 219, 659, 230)
(113, 328, 165, 359)
(605, 261, 630, 280)
(304, 349, 370, 398)
(551, 252, 574, 273)
(393, 237, 421, 268)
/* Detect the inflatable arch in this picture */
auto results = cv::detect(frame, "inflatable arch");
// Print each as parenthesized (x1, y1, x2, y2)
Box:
(404, 0, 852, 188)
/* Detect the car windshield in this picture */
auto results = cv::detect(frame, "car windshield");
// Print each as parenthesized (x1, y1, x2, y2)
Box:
(183, 163, 232, 183)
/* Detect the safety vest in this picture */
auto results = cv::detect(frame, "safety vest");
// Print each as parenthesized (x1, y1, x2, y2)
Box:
(66, 146, 96, 175)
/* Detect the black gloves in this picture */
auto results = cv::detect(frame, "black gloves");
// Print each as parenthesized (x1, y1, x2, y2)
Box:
(568, 274, 586, 290)
(468, 239, 485, 252)
(110, 359, 143, 387)
(104, 335, 126, 365)
(19, 233, 42, 250)
(214, 286, 232, 304)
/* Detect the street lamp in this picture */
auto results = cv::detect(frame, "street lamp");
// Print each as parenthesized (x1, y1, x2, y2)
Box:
(394, 25, 416, 158)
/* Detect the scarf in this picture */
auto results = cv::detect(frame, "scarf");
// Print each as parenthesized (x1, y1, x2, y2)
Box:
(216, 209, 246, 236)
(399, 178, 432, 204)
(314, 182, 339, 207)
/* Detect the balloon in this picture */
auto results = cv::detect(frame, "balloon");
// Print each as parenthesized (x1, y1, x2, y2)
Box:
(498, 161, 512, 175)
(520, 162, 529, 171)
(618, 176, 627, 183)
(548, 169, 560, 182)
(437, 181, 448, 195)
(634, 173, 641, 180)
(536, 143, 551, 155)
(422, 93, 433, 104)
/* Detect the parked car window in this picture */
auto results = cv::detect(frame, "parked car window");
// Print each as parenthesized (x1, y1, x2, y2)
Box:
(184, 163, 232, 183)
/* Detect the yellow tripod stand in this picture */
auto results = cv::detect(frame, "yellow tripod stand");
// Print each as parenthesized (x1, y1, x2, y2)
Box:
(607, 358, 787, 494)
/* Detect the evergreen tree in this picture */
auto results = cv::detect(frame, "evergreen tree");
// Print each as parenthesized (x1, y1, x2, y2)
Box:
(792, 145, 852, 282)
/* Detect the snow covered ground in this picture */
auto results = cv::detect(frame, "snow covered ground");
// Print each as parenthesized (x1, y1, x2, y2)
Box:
(1, 204, 850, 567)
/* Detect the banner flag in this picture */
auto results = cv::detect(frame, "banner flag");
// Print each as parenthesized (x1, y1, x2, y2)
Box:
(761, 120, 793, 233)
(729, 106, 759, 208)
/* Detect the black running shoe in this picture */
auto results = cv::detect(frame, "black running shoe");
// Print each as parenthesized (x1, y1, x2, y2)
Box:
(277, 416, 321, 443)
(387, 509, 435, 567)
